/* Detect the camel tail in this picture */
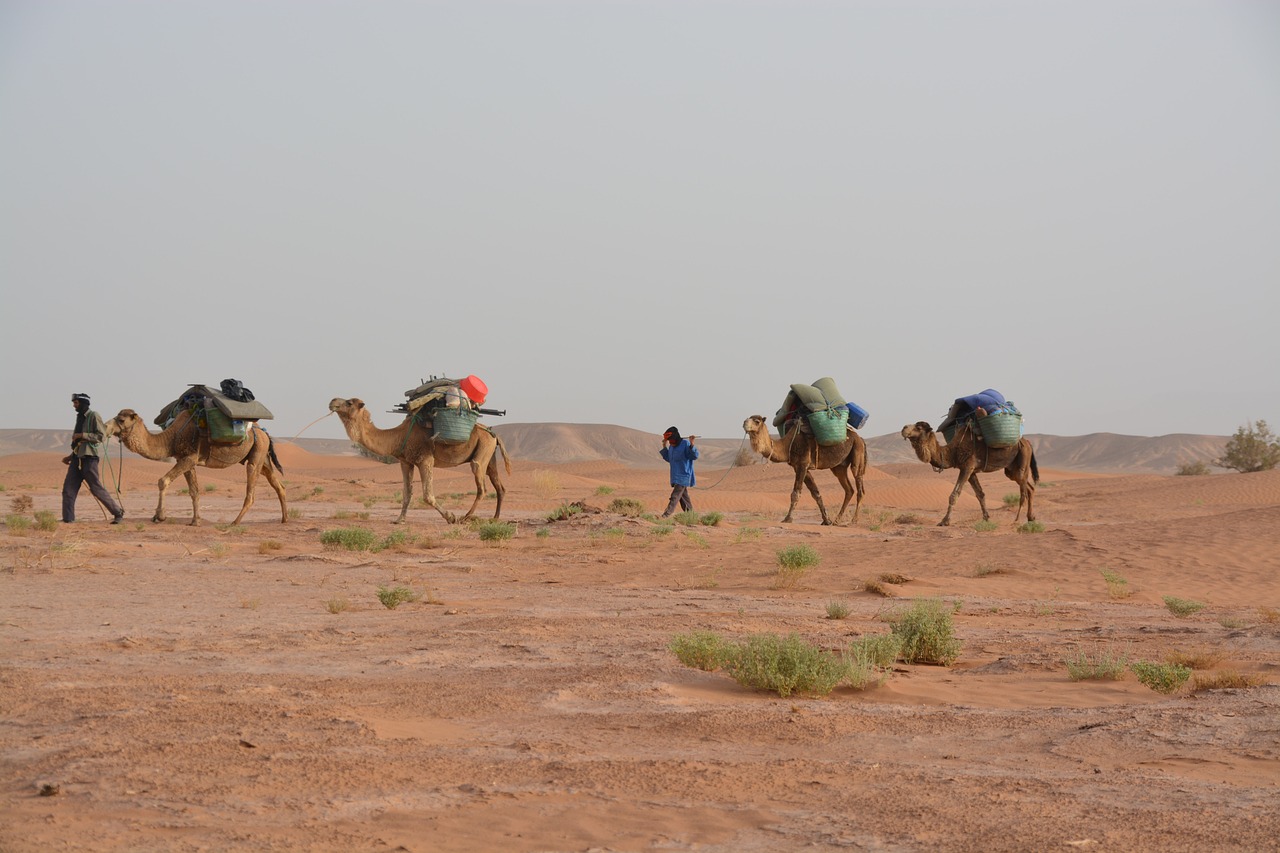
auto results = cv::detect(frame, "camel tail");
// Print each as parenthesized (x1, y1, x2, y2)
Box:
(495, 433, 512, 476)
(1030, 449, 1040, 484)
(267, 433, 284, 475)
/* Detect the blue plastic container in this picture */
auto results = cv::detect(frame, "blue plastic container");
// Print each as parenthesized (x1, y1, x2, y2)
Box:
(845, 402, 870, 430)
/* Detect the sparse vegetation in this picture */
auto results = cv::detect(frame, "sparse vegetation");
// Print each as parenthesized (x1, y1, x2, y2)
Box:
(669, 631, 732, 671)
(886, 599, 961, 666)
(535, 527, 550, 539)
(207, 542, 230, 558)
(377, 585, 421, 609)
(863, 579, 893, 597)
(321, 527, 379, 551)
(607, 497, 645, 517)
(973, 564, 1007, 578)
(1165, 647, 1225, 670)
(10, 494, 34, 513)
(672, 510, 700, 526)
(1130, 661, 1191, 694)
(699, 511, 724, 526)
(773, 545, 820, 589)
(848, 634, 902, 669)
(1189, 671, 1267, 693)
(825, 601, 850, 620)
(287, 508, 302, 520)
(1175, 460, 1211, 476)
(973, 519, 998, 532)
(478, 521, 517, 541)
(1064, 646, 1129, 681)
(1163, 595, 1205, 617)
(1100, 568, 1131, 599)
(682, 530, 709, 548)
(733, 527, 763, 543)
(33, 511, 58, 532)
(722, 633, 850, 698)
(879, 573, 909, 585)
(594, 485, 614, 496)
(258, 540, 283, 554)
(1215, 420, 1280, 473)
(546, 502, 581, 522)
(1002, 493, 1020, 507)
(5, 514, 32, 533)
(326, 597, 350, 614)
(1017, 520, 1045, 534)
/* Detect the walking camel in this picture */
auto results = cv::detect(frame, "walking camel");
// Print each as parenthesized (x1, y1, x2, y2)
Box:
(328, 398, 510, 524)
(104, 408, 287, 526)
(900, 420, 1038, 526)
(742, 415, 867, 525)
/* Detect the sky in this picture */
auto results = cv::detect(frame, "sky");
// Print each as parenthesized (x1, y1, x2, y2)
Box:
(2, 0, 1278, 442)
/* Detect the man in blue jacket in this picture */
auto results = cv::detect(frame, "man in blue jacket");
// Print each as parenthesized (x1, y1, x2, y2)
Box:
(659, 426, 699, 518)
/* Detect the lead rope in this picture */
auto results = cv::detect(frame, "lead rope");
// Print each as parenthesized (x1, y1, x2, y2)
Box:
(696, 433, 749, 491)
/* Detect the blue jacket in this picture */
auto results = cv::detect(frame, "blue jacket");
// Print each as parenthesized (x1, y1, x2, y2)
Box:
(660, 439, 699, 487)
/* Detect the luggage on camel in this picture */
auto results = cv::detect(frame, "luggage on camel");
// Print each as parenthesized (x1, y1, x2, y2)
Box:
(772, 377, 868, 444)
(154, 380, 274, 446)
(393, 374, 505, 444)
(940, 389, 1023, 448)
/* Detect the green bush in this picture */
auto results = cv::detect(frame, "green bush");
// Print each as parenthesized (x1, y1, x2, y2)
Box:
(887, 599, 961, 665)
(1065, 646, 1129, 680)
(825, 600, 850, 620)
(478, 521, 517, 541)
(1099, 568, 1130, 598)
(1131, 661, 1191, 694)
(377, 586, 421, 609)
(1163, 595, 1205, 617)
(1215, 420, 1280, 473)
(33, 511, 58, 532)
(777, 545, 820, 570)
(594, 485, 615, 496)
(849, 633, 902, 669)
(672, 510, 700, 527)
(546, 502, 581, 522)
(607, 497, 645, 517)
(973, 519, 998, 532)
(669, 631, 732, 671)
(5, 514, 31, 533)
(1017, 520, 1045, 534)
(1002, 493, 1020, 507)
(699, 511, 724, 526)
(722, 633, 850, 698)
(1175, 460, 1211, 476)
(320, 527, 378, 551)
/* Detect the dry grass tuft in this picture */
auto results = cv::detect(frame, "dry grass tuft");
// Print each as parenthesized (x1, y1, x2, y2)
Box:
(10, 494, 34, 514)
(1189, 671, 1267, 693)
(879, 573, 910, 585)
(863, 579, 893, 597)
(1165, 647, 1226, 670)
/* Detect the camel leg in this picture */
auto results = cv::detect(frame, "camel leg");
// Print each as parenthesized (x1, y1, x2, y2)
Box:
(156, 458, 198, 524)
(230, 446, 265, 526)
(487, 454, 506, 520)
(783, 463, 808, 523)
(968, 473, 990, 521)
(459, 442, 497, 522)
(805, 473, 831, 525)
(261, 459, 288, 523)
(417, 458, 455, 524)
(391, 460, 415, 524)
(853, 470, 865, 523)
(941, 467, 973, 526)
(829, 465, 855, 525)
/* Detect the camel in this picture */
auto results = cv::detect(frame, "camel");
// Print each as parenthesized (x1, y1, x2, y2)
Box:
(104, 408, 287, 526)
(328, 398, 510, 524)
(900, 420, 1039, 527)
(742, 415, 867, 525)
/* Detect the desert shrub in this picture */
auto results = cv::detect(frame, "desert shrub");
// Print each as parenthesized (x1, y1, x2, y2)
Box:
(672, 510, 700, 527)
(1130, 661, 1191, 694)
(1163, 595, 1205, 617)
(1259, 607, 1280, 624)
(207, 542, 230, 558)
(607, 497, 645, 517)
(1002, 493, 1020, 507)
(377, 585, 421, 609)
(10, 494, 33, 513)
(1099, 568, 1130, 599)
(733, 527, 763, 543)
(774, 545, 819, 589)
(326, 598, 350, 614)
(287, 508, 302, 520)
(699, 512, 724, 527)
(1215, 420, 1280, 473)
(594, 485, 614, 496)
(478, 521, 516, 541)
(973, 565, 1006, 577)
(1189, 671, 1267, 693)
(545, 502, 581, 522)
(825, 601, 850, 620)
(887, 599, 961, 666)
(651, 523, 674, 536)
(5, 514, 31, 533)
(849, 634, 902, 669)
(321, 527, 378, 551)
(863, 579, 892, 597)
(1017, 520, 1045, 534)
(722, 633, 850, 698)
(535, 527, 550, 539)
(973, 519, 998, 532)
(879, 573, 909, 585)
(532, 470, 561, 498)
(1165, 647, 1225, 669)
(258, 540, 283, 554)
(204, 484, 217, 492)
(1175, 460, 1211, 476)
(33, 511, 58, 532)
(669, 631, 732, 671)
(1065, 646, 1129, 681)
(377, 530, 413, 551)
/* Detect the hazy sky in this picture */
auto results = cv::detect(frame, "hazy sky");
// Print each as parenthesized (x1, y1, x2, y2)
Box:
(3, 0, 1278, 442)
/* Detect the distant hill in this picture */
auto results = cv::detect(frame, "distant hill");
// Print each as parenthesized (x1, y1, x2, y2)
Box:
(0, 425, 1230, 476)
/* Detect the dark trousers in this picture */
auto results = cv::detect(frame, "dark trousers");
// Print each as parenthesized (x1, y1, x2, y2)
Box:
(62, 456, 123, 522)
(663, 484, 693, 516)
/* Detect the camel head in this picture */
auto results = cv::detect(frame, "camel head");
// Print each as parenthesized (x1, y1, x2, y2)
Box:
(901, 422, 945, 471)
(328, 398, 365, 421)
(104, 409, 142, 439)
(743, 415, 769, 436)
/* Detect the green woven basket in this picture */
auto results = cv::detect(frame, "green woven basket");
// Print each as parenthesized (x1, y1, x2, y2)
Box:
(977, 411, 1022, 448)
(807, 407, 850, 446)
(432, 407, 479, 443)
(205, 407, 250, 446)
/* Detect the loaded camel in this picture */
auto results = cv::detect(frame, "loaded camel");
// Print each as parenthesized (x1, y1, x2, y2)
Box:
(742, 415, 867, 525)
(104, 408, 287, 526)
(900, 421, 1038, 526)
(328, 398, 510, 524)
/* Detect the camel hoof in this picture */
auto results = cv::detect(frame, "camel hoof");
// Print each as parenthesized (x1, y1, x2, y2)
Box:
(392, 518, 406, 525)
(937, 519, 950, 527)
(188, 520, 201, 527)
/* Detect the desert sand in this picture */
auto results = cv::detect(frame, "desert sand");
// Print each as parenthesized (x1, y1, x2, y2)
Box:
(2, 435, 1278, 852)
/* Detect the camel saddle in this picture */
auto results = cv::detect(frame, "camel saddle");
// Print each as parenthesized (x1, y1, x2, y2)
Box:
(154, 385, 274, 427)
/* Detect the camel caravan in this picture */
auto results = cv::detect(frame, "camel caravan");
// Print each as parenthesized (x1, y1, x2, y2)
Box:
(98, 373, 1036, 529)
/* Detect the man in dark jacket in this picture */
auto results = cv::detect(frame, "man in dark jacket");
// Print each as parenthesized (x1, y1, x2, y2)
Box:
(62, 393, 125, 523)
(658, 426, 699, 518)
